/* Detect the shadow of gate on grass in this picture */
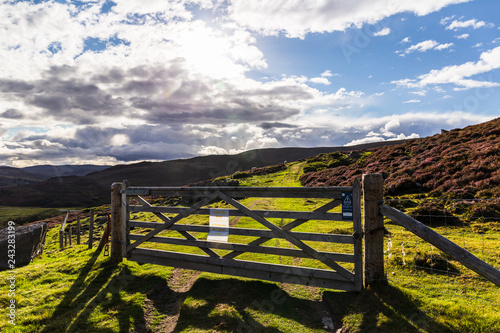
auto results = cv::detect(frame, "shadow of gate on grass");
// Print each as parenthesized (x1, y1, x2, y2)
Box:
(322, 283, 454, 333)
(174, 278, 454, 333)
(39, 246, 180, 333)
(174, 277, 335, 332)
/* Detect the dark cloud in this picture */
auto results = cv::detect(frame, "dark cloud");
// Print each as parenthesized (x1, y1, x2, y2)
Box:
(30, 94, 69, 113)
(1, 61, 310, 129)
(1, 108, 24, 119)
(0, 79, 35, 93)
(244, 85, 314, 99)
(108, 142, 194, 162)
(92, 67, 125, 84)
(11, 70, 127, 123)
(259, 122, 298, 129)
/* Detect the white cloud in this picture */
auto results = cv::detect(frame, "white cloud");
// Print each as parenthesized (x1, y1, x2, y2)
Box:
(309, 77, 331, 85)
(403, 99, 421, 103)
(455, 33, 469, 39)
(228, 0, 471, 38)
(434, 43, 454, 50)
(393, 46, 500, 90)
(444, 18, 493, 30)
(197, 145, 229, 155)
(410, 90, 427, 96)
(321, 70, 340, 77)
(374, 27, 391, 36)
(399, 40, 454, 55)
(400, 37, 411, 43)
(344, 111, 492, 146)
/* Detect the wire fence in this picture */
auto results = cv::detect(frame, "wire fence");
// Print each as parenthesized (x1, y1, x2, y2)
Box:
(381, 197, 500, 307)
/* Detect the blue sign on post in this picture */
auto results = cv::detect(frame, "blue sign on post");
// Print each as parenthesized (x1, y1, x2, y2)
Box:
(342, 192, 353, 221)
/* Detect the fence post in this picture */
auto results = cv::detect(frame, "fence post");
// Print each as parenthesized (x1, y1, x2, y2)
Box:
(352, 177, 363, 291)
(88, 209, 94, 250)
(77, 216, 81, 245)
(363, 173, 386, 287)
(69, 227, 72, 246)
(110, 182, 123, 262)
(121, 180, 130, 259)
(59, 230, 64, 250)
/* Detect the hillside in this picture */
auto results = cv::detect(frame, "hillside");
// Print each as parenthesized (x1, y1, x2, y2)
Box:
(0, 166, 47, 187)
(0, 141, 402, 207)
(22, 165, 110, 178)
(301, 117, 500, 199)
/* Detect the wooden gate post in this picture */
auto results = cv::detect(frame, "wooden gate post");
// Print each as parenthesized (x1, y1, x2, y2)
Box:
(362, 173, 386, 287)
(77, 216, 81, 245)
(59, 229, 64, 250)
(110, 182, 123, 262)
(88, 209, 94, 249)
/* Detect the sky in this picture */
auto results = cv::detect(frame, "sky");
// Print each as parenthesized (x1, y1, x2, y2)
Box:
(0, 0, 499, 167)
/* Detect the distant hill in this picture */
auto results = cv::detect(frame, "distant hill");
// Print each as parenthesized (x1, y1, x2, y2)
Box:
(0, 166, 47, 187)
(301, 117, 500, 199)
(0, 165, 110, 188)
(0, 141, 403, 207)
(21, 165, 110, 178)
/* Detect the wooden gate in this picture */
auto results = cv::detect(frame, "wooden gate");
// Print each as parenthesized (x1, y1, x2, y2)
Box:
(118, 179, 362, 291)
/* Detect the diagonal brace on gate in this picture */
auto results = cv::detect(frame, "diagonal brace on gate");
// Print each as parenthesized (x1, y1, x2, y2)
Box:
(223, 199, 341, 260)
(126, 191, 220, 253)
(134, 195, 219, 257)
(217, 191, 354, 282)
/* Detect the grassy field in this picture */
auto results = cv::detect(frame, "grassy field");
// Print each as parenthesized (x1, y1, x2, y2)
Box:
(0, 206, 63, 229)
(1, 161, 499, 332)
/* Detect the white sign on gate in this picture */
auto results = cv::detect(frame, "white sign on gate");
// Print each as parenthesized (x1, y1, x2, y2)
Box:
(208, 209, 229, 243)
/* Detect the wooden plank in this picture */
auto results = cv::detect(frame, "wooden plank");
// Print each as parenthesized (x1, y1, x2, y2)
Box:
(59, 230, 63, 250)
(223, 199, 342, 260)
(129, 234, 355, 263)
(126, 191, 220, 253)
(123, 186, 350, 199)
(130, 205, 344, 221)
(111, 182, 122, 261)
(352, 177, 363, 291)
(61, 211, 69, 231)
(128, 248, 355, 290)
(76, 216, 81, 245)
(281, 199, 341, 231)
(135, 196, 219, 258)
(218, 192, 354, 282)
(88, 209, 94, 250)
(129, 221, 355, 244)
(380, 204, 500, 288)
(363, 174, 386, 286)
(121, 180, 130, 258)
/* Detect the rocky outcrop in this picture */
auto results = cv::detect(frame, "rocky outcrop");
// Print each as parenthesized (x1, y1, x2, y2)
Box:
(0, 222, 48, 269)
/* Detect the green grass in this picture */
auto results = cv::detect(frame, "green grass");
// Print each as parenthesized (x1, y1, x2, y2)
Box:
(1, 161, 499, 332)
(0, 207, 63, 229)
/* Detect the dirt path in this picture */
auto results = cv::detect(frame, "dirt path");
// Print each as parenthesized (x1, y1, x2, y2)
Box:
(141, 268, 201, 333)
